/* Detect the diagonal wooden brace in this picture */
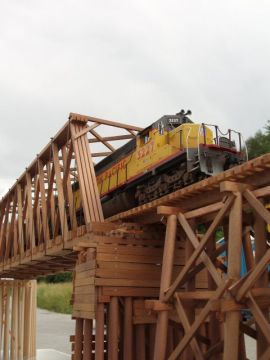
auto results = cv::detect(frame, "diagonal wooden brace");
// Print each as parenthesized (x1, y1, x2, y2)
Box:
(178, 213, 222, 286)
(168, 279, 233, 360)
(163, 195, 235, 302)
(174, 293, 204, 360)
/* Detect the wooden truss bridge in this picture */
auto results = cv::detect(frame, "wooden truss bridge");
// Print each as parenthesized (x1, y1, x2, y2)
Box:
(0, 113, 270, 359)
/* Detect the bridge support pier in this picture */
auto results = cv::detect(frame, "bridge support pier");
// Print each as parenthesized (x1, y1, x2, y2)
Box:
(0, 279, 36, 360)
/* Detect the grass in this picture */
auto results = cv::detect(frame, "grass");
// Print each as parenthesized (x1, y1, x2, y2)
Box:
(37, 282, 73, 314)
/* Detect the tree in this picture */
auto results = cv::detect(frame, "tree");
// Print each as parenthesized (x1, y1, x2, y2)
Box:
(246, 121, 270, 159)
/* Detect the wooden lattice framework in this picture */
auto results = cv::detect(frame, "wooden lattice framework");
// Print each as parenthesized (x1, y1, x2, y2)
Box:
(151, 181, 270, 360)
(0, 113, 141, 279)
(69, 153, 270, 360)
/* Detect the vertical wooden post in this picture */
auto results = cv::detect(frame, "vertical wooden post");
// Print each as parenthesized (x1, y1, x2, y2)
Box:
(136, 325, 145, 360)
(183, 229, 195, 360)
(207, 237, 220, 359)
(74, 318, 84, 360)
(154, 214, 177, 360)
(254, 211, 269, 357)
(223, 192, 242, 360)
(31, 280, 37, 360)
(166, 325, 174, 357)
(18, 281, 25, 360)
(123, 297, 133, 360)
(23, 281, 31, 360)
(0, 283, 3, 358)
(83, 319, 93, 360)
(95, 303, 105, 360)
(4, 283, 11, 360)
(11, 281, 18, 360)
(149, 324, 156, 360)
(108, 297, 119, 360)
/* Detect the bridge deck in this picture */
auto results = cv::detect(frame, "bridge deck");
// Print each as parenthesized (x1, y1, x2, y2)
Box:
(108, 152, 270, 223)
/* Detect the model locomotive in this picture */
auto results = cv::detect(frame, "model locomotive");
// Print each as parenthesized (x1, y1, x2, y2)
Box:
(74, 111, 247, 218)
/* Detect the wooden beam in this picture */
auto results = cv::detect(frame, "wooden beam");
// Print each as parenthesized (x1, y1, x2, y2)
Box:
(254, 208, 269, 357)
(89, 134, 134, 143)
(153, 215, 177, 360)
(223, 192, 243, 360)
(69, 112, 143, 131)
(123, 297, 133, 360)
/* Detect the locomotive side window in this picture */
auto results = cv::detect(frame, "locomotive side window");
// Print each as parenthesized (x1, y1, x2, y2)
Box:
(140, 131, 150, 145)
(158, 122, 164, 135)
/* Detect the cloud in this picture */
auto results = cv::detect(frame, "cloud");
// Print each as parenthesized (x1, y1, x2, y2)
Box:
(0, 0, 270, 196)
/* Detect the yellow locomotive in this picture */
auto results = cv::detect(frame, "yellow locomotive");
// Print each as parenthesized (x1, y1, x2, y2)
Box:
(74, 111, 247, 218)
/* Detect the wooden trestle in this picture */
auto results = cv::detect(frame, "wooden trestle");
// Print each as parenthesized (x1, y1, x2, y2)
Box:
(1, 113, 270, 359)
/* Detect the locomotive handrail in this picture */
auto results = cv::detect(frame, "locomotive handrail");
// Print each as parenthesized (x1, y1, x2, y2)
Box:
(240, 133, 249, 161)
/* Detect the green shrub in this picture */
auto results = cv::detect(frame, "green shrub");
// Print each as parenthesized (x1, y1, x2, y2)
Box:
(37, 282, 73, 314)
(38, 272, 73, 283)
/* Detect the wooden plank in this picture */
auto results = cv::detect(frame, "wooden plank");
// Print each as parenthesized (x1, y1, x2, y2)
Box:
(260, 347, 270, 360)
(73, 287, 95, 296)
(102, 287, 159, 297)
(254, 209, 269, 358)
(72, 310, 95, 319)
(70, 113, 143, 131)
(73, 294, 96, 304)
(75, 260, 96, 272)
(71, 122, 95, 223)
(236, 247, 270, 301)
(74, 318, 83, 360)
(154, 215, 177, 360)
(75, 269, 96, 280)
(136, 324, 146, 360)
(83, 319, 93, 360)
(223, 192, 242, 360)
(95, 303, 104, 360)
(95, 278, 160, 287)
(73, 303, 95, 312)
(243, 189, 270, 224)
(96, 244, 183, 257)
(52, 143, 69, 241)
(248, 293, 270, 345)
(61, 143, 77, 230)
(75, 278, 95, 287)
(16, 184, 24, 258)
(124, 297, 133, 360)
(108, 297, 119, 360)
(96, 253, 184, 265)
(175, 291, 215, 300)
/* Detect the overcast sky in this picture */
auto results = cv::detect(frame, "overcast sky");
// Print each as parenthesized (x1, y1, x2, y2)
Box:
(1, 0, 270, 196)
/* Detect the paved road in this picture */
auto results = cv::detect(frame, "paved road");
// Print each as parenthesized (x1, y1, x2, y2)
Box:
(37, 308, 256, 360)
(37, 308, 74, 356)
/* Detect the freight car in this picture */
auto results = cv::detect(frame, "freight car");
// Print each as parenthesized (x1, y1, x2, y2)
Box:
(74, 110, 247, 218)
